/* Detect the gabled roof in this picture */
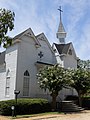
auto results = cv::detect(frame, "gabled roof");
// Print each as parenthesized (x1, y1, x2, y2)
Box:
(13, 28, 30, 40)
(36, 33, 43, 38)
(36, 33, 55, 54)
(54, 43, 71, 54)
(0, 51, 5, 65)
(13, 28, 40, 45)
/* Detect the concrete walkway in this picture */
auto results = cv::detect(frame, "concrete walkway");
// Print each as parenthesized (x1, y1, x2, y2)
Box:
(0, 110, 90, 120)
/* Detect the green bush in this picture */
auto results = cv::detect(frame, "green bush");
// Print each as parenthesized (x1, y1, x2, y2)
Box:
(83, 96, 90, 100)
(0, 98, 51, 116)
(82, 96, 90, 109)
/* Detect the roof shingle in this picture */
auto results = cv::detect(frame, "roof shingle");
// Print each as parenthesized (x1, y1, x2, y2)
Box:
(54, 43, 71, 54)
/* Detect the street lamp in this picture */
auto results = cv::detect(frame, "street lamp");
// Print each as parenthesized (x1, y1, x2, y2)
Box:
(14, 90, 20, 104)
(14, 90, 20, 117)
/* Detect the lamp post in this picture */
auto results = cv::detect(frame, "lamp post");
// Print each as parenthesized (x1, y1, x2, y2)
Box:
(14, 90, 20, 117)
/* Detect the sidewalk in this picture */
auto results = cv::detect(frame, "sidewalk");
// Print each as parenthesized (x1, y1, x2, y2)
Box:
(0, 110, 90, 120)
(15, 110, 90, 120)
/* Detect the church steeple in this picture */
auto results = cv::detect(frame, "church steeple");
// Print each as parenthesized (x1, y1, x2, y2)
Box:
(56, 6, 66, 44)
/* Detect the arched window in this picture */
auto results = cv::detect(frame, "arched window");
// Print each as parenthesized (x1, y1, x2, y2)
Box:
(23, 70, 30, 96)
(24, 70, 30, 76)
(5, 69, 10, 96)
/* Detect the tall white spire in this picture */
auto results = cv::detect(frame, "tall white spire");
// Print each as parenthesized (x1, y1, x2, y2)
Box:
(56, 6, 66, 44)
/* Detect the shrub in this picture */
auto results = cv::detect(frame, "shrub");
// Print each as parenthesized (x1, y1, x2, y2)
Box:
(82, 96, 90, 109)
(0, 98, 51, 116)
(83, 96, 90, 100)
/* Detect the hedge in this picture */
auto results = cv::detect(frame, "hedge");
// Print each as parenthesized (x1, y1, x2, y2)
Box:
(64, 95, 90, 109)
(0, 98, 51, 116)
(82, 96, 90, 109)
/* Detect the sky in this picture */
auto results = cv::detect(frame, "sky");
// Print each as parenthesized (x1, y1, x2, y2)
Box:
(0, 0, 90, 60)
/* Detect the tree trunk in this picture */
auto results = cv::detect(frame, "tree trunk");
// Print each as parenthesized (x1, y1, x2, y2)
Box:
(51, 93, 57, 111)
(78, 91, 82, 107)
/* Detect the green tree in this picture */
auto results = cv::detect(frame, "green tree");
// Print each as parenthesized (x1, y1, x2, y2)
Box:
(70, 68, 90, 106)
(77, 59, 90, 70)
(37, 65, 71, 110)
(0, 8, 15, 47)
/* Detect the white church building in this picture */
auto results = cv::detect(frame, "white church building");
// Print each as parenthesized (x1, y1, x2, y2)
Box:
(0, 9, 78, 101)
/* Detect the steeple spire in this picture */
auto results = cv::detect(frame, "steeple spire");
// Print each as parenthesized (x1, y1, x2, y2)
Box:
(58, 6, 63, 21)
(56, 6, 66, 44)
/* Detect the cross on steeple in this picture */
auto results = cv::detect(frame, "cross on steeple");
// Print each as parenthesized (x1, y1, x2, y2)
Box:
(58, 6, 63, 21)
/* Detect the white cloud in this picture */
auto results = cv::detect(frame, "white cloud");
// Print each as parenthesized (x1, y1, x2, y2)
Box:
(0, 0, 18, 10)
(76, 21, 90, 60)
(57, 0, 90, 60)
(0, 0, 90, 60)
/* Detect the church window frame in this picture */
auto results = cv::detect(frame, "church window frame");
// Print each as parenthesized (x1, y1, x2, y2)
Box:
(5, 69, 10, 97)
(23, 70, 30, 96)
